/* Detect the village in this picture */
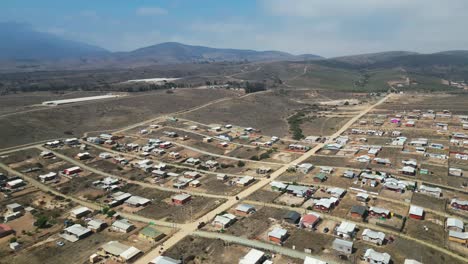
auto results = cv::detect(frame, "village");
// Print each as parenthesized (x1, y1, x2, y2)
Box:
(0, 93, 467, 264)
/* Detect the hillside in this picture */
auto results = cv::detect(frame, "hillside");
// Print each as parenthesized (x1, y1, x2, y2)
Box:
(0, 22, 109, 60)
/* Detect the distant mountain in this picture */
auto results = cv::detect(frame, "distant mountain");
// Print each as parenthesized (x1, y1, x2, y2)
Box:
(114, 42, 322, 64)
(0, 22, 109, 60)
(330, 51, 419, 66)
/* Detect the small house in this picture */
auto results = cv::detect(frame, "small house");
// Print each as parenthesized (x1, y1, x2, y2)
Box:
(362, 229, 386, 245)
(139, 226, 165, 241)
(125, 196, 151, 207)
(336, 222, 356, 239)
(171, 193, 192, 205)
(63, 166, 82, 176)
(283, 211, 301, 224)
(448, 230, 468, 245)
(363, 249, 391, 264)
(409, 205, 424, 220)
(100, 241, 142, 263)
(332, 238, 353, 255)
(6, 203, 23, 213)
(300, 213, 320, 229)
(212, 214, 236, 229)
(313, 173, 327, 182)
(451, 198, 468, 211)
(356, 193, 369, 202)
(239, 249, 266, 264)
(70, 207, 91, 219)
(87, 219, 107, 232)
(235, 204, 256, 216)
(217, 174, 228, 181)
(369, 207, 390, 218)
(0, 224, 14, 238)
(268, 227, 288, 244)
(419, 185, 442, 198)
(38, 172, 58, 183)
(150, 256, 181, 264)
(350, 205, 367, 219)
(446, 218, 464, 232)
(111, 219, 135, 233)
(61, 224, 92, 242)
(297, 163, 314, 174)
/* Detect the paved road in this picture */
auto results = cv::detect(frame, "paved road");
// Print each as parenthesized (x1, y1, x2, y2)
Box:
(38, 146, 228, 199)
(245, 200, 468, 263)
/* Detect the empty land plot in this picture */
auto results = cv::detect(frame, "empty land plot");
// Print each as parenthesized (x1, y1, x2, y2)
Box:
(0, 89, 236, 148)
(245, 188, 282, 203)
(120, 185, 225, 223)
(283, 229, 336, 257)
(0, 148, 41, 164)
(226, 207, 286, 239)
(411, 193, 447, 212)
(377, 94, 468, 114)
(180, 91, 309, 137)
(404, 216, 446, 247)
(198, 176, 244, 196)
(301, 116, 351, 136)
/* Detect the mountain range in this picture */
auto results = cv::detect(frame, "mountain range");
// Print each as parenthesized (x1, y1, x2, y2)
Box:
(1, 22, 468, 73)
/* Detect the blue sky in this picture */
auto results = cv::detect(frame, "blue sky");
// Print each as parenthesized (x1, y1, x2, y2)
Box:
(1, 0, 468, 57)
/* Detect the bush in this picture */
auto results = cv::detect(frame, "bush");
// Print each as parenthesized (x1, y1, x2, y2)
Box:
(237, 161, 245, 167)
(34, 215, 49, 229)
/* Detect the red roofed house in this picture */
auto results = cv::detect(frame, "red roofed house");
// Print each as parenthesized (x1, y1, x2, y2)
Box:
(63, 166, 82, 176)
(451, 199, 468, 211)
(300, 213, 320, 229)
(409, 205, 424, 220)
(0, 224, 14, 238)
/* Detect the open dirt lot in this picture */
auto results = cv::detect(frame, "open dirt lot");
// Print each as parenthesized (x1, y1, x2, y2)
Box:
(0, 89, 236, 149)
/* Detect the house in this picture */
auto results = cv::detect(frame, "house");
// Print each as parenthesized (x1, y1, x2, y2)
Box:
(99, 152, 112, 159)
(356, 193, 369, 202)
(400, 166, 416, 176)
(343, 170, 356, 179)
(63, 166, 82, 176)
(0, 224, 14, 238)
(100, 241, 142, 263)
(286, 185, 312, 197)
(212, 213, 236, 229)
(313, 173, 327, 182)
(409, 138, 428, 147)
(150, 256, 181, 264)
(448, 230, 468, 245)
(40, 151, 55, 159)
(336, 222, 356, 239)
(185, 158, 200, 165)
(169, 152, 180, 159)
(320, 166, 334, 174)
(369, 207, 390, 218)
(350, 205, 367, 219)
(65, 138, 80, 145)
(283, 211, 301, 224)
(419, 185, 442, 198)
(171, 193, 192, 205)
(327, 187, 346, 198)
(125, 196, 151, 207)
(446, 218, 464, 232)
(189, 180, 201, 187)
(314, 197, 337, 212)
(373, 158, 391, 166)
(362, 229, 386, 245)
(449, 168, 463, 177)
(357, 155, 371, 163)
(451, 198, 468, 210)
(332, 238, 353, 255)
(235, 204, 256, 216)
(7, 203, 23, 213)
(112, 219, 135, 233)
(38, 172, 58, 183)
(256, 167, 271, 174)
(139, 226, 165, 241)
(391, 136, 407, 146)
(402, 159, 418, 168)
(236, 176, 254, 186)
(268, 227, 288, 244)
(300, 213, 320, 229)
(184, 171, 201, 179)
(205, 160, 219, 168)
(304, 256, 328, 264)
(70, 207, 91, 219)
(297, 163, 314, 174)
(409, 205, 424, 220)
(239, 248, 266, 264)
(288, 144, 309, 152)
(76, 152, 91, 160)
(87, 219, 107, 232)
(270, 181, 288, 191)
(61, 224, 92, 242)
(363, 249, 391, 264)
(6, 179, 25, 189)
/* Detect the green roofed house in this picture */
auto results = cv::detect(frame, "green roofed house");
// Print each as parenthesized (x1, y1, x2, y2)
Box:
(314, 173, 328, 183)
(139, 226, 165, 242)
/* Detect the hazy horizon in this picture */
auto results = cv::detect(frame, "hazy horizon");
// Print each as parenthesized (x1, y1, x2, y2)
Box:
(2, 0, 468, 57)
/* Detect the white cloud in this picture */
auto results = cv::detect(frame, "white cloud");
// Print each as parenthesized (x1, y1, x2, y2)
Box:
(136, 7, 168, 16)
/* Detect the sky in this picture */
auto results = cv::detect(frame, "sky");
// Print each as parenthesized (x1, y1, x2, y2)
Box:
(1, 0, 468, 57)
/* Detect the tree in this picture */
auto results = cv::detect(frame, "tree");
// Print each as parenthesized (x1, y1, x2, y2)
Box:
(237, 161, 245, 167)
(34, 215, 49, 228)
